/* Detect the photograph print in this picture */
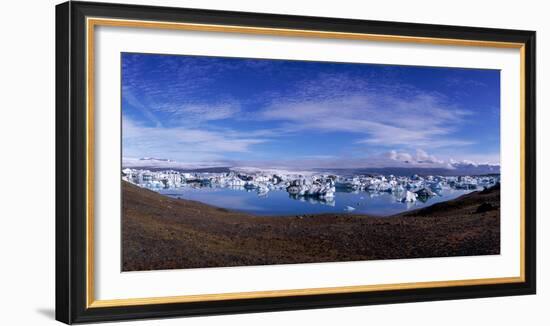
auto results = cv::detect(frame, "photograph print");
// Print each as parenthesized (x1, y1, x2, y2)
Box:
(121, 52, 501, 272)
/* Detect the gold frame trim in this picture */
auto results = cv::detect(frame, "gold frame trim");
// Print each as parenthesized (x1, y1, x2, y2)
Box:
(85, 17, 527, 309)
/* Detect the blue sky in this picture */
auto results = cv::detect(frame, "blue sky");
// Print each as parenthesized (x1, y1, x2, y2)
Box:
(122, 52, 500, 169)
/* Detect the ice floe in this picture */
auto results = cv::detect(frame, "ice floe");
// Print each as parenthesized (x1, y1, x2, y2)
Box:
(122, 168, 499, 211)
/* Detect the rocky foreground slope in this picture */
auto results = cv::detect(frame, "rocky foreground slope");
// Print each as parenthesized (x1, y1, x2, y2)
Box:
(122, 181, 500, 271)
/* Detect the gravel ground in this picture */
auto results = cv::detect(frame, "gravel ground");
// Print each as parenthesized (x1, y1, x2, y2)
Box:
(122, 181, 500, 271)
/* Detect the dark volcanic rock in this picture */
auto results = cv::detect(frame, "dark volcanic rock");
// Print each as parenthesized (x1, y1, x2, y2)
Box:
(476, 202, 497, 213)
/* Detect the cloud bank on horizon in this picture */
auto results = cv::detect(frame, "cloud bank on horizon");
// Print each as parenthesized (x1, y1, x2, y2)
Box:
(122, 53, 500, 170)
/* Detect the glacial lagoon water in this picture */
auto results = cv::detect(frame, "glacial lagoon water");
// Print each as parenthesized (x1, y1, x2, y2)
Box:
(158, 187, 475, 216)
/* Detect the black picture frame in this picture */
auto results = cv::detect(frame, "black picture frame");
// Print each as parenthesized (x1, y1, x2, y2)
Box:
(56, 1, 536, 324)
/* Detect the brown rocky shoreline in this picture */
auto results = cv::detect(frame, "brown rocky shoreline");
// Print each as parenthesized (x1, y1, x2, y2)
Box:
(122, 181, 500, 271)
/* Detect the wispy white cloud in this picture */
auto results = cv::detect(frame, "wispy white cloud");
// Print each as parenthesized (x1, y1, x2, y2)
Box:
(122, 56, 497, 168)
(122, 117, 267, 162)
(254, 74, 474, 149)
(384, 149, 446, 167)
(153, 101, 242, 125)
(385, 150, 413, 162)
(122, 88, 163, 128)
(382, 149, 499, 168)
(193, 147, 498, 170)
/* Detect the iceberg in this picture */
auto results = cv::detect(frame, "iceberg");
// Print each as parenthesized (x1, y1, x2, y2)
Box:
(120, 167, 500, 208)
(401, 190, 418, 203)
(414, 187, 436, 198)
(286, 178, 336, 199)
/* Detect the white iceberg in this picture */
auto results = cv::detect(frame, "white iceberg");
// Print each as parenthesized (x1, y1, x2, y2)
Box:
(401, 190, 418, 203)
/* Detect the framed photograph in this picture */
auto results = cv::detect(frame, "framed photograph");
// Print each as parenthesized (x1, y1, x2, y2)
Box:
(56, 1, 536, 324)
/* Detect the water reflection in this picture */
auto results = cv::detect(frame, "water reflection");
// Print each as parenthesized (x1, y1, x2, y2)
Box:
(288, 193, 336, 207)
(159, 184, 476, 216)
